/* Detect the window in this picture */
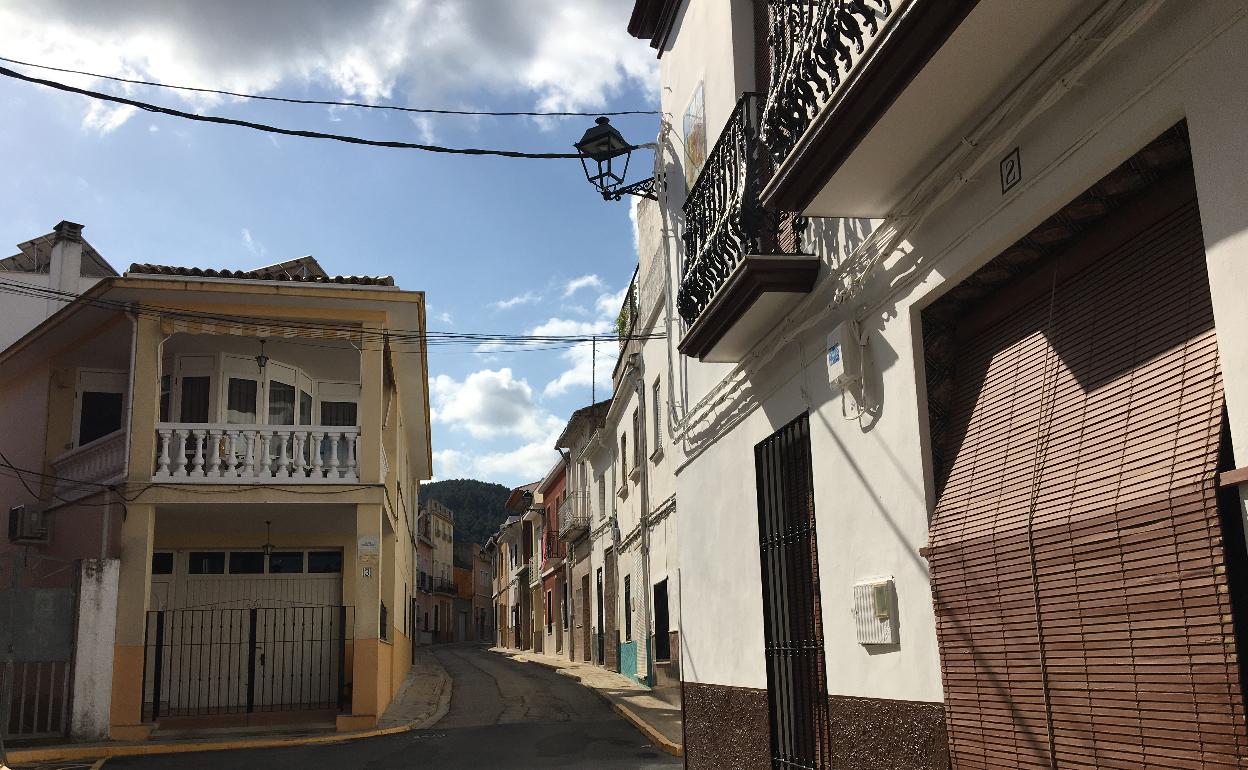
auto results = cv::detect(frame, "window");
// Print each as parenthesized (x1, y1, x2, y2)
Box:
(159, 375, 171, 422)
(624, 574, 633, 641)
(308, 551, 343, 573)
(652, 378, 662, 453)
(268, 552, 304, 573)
(598, 477, 606, 520)
(151, 552, 174, 575)
(188, 551, 225, 575)
(632, 409, 642, 468)
(546, 589, 554, 633)
(380, 601, 390, 642)
(320, 401, 358, 426)
(179, 376, 211, 423)
(299, 390, 313, 425)
(620, 433, 628, 483)
(78, 391, 123, 445)
(268, 380, 295, 425)
(225, 378, 258, 424)
(229, 552, 265, 574)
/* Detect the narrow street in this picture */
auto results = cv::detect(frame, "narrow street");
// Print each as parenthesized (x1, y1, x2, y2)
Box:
(105, 645, 679, 769)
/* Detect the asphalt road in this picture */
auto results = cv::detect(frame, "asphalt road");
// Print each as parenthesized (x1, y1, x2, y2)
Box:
(106, 645, 679, 769)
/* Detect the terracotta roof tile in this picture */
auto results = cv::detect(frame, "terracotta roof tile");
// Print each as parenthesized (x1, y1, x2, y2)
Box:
(127, 262, 394, 286)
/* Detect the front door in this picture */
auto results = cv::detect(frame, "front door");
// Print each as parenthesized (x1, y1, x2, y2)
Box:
(755, 413, 831, 769)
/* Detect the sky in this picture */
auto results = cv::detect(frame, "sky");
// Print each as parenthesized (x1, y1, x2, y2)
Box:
(0, 0, 660, 488)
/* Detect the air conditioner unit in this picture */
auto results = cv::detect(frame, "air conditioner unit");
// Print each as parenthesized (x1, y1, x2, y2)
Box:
(8, 504, 49, 543)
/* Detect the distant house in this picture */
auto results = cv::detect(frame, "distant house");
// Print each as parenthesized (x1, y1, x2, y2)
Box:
(0, 229, 431, 740)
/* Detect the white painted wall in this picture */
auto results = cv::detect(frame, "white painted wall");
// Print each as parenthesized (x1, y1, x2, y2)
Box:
(667, 0, 1248, 706)
(71, 558, 119, 740)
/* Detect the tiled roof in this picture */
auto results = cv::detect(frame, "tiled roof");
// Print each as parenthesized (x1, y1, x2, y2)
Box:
(127, 260, 394, 286)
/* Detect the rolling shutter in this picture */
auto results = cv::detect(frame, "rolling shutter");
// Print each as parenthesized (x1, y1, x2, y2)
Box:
(929, 180, 1247, 768)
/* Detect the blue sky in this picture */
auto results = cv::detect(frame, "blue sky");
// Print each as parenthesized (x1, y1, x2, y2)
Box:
(0, 0, 659, 487)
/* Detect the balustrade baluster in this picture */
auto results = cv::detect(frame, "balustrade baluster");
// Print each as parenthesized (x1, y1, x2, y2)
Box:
(190, 430, 205, 477)
(291, 431, 306, 478)
(326, 431, 340, 479)
(311, 432, 325, 479)
(345, 433, 358, 481)
(258, 431, 272, 478)
(172, 428, 189, 477)
(207, 429, 223, 478)
(241, 431, 256, 479)
(276, 430, 291, 478)
(222, 431, 237, 477)
(156, 429, 172, 477)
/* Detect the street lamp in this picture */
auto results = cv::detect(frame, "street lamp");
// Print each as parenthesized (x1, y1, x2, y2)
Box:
(575, 117, 657, 201)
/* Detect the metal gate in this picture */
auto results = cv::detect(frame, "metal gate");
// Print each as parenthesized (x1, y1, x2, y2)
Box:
(142, 606, 353, 720)
(755, 413, 831, 770)
(0, 552, 78, 741)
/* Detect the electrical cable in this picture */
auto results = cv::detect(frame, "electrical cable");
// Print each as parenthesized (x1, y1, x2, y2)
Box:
(0, 279, 669, 348)
(0, 54, 661, 118)
(0, 64, 634, 159)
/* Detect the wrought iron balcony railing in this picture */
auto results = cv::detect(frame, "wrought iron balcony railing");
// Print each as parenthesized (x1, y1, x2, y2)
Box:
(677, 93, 804, 329)
(760, 0, 896, 169)
(558, 491, 591, 540)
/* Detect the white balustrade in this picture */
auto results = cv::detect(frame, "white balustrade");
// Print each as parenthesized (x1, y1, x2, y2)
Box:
(50, 429, 127, 503)
(153, 423, 361, 483)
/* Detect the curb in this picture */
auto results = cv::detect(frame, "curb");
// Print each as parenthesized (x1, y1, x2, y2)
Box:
(488, 648, 683, 758)
(7, 655, 454, 767)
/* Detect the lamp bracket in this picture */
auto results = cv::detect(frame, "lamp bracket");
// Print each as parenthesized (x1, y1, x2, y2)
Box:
(604, 176, 658, 201)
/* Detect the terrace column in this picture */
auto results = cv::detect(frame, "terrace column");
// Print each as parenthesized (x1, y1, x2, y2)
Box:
(339, 502, 385, 731)
(357, 326, 384, 484)
(126, 313, 162, 483)
(108, 502, 155, 740)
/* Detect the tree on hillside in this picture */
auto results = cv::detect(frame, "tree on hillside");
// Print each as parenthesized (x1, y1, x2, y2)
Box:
(420, 478, 511, 547)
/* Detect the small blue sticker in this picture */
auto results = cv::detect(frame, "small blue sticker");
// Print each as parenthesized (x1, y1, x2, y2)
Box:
(827, 344, 841, 366)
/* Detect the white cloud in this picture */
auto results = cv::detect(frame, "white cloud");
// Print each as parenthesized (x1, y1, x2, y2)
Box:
(0, 1, 657, 134)
(241, 228, 266, 259)
(562, 274, 605, 297)
(429, 367, 561, 439)
(81, 101, 136, 135)
(431, 448, 470, 480)
(436, 311, 453, 325)
(491, 291, 541, 311)
(473, 437, 562, 481)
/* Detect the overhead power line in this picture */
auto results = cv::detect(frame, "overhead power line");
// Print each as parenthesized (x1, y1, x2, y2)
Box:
(0, 64, 633, 159)
(0, 280, 667, 350)
(0, 55, 661, 118)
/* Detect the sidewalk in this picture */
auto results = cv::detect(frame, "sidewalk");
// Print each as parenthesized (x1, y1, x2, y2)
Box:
(4, 646, 451, 768)
(489, 647, 683, 758)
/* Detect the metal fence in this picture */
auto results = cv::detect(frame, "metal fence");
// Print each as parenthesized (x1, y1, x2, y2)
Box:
(2, 660, 72, 740)
(142, 606, 354, 720)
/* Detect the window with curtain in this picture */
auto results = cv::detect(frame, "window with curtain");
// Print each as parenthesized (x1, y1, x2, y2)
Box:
(268, 380, 295, 425)
(225, 377, 257, 424)
(299, 390, 313, 425)
(179, 376, 211, 422)
(320, 400, 358, 426)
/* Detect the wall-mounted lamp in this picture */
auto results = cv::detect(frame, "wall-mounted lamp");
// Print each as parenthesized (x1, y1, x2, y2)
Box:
(261, 520, 275, 556)
(574, 117, 657, 201)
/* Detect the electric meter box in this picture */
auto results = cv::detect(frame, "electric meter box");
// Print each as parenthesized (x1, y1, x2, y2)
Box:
(827, 322, 861, 390)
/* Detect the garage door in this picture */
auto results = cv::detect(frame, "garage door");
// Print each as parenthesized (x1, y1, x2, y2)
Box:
(928, 173, 1248, 767)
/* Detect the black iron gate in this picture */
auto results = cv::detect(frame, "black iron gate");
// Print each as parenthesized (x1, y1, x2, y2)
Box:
(755, 413, 831, 769)
(0, 552, 78, 742)
(142, 606, 353, 720)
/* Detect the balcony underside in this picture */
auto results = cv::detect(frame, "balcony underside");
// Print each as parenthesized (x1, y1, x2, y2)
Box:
(678, 254, 820, 363)
(763, 0, 1094, 217)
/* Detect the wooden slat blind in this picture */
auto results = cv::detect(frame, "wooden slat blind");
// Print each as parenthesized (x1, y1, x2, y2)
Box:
(929, 193, 1247, 769)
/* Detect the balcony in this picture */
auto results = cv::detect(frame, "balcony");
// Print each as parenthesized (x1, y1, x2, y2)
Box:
(677, 93, 817, 363)
(759, 1, 1085, 217)
(153, 424, 361, 482)
(433, 578, 457, 595)
(557, 491, 590, 541)
(527, 555, 540, 587)
(49, 429, 127, 504)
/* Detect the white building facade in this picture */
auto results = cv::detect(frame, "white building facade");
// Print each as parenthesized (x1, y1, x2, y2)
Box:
(625, 0, 1248, 767)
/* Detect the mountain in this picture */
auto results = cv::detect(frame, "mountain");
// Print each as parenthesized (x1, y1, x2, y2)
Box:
(420, 478, 511, 547)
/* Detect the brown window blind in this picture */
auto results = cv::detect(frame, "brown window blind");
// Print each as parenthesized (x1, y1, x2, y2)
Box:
(928, 186, 1247, 768)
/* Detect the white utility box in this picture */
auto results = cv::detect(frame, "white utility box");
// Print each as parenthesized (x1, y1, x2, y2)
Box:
(852, 578, 898, 645)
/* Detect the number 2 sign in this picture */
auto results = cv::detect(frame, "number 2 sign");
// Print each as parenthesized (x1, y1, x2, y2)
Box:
(1001, 147, 1022, 194)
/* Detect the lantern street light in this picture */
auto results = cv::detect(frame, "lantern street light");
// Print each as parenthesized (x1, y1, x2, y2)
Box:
(575, 117, 657, 201)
